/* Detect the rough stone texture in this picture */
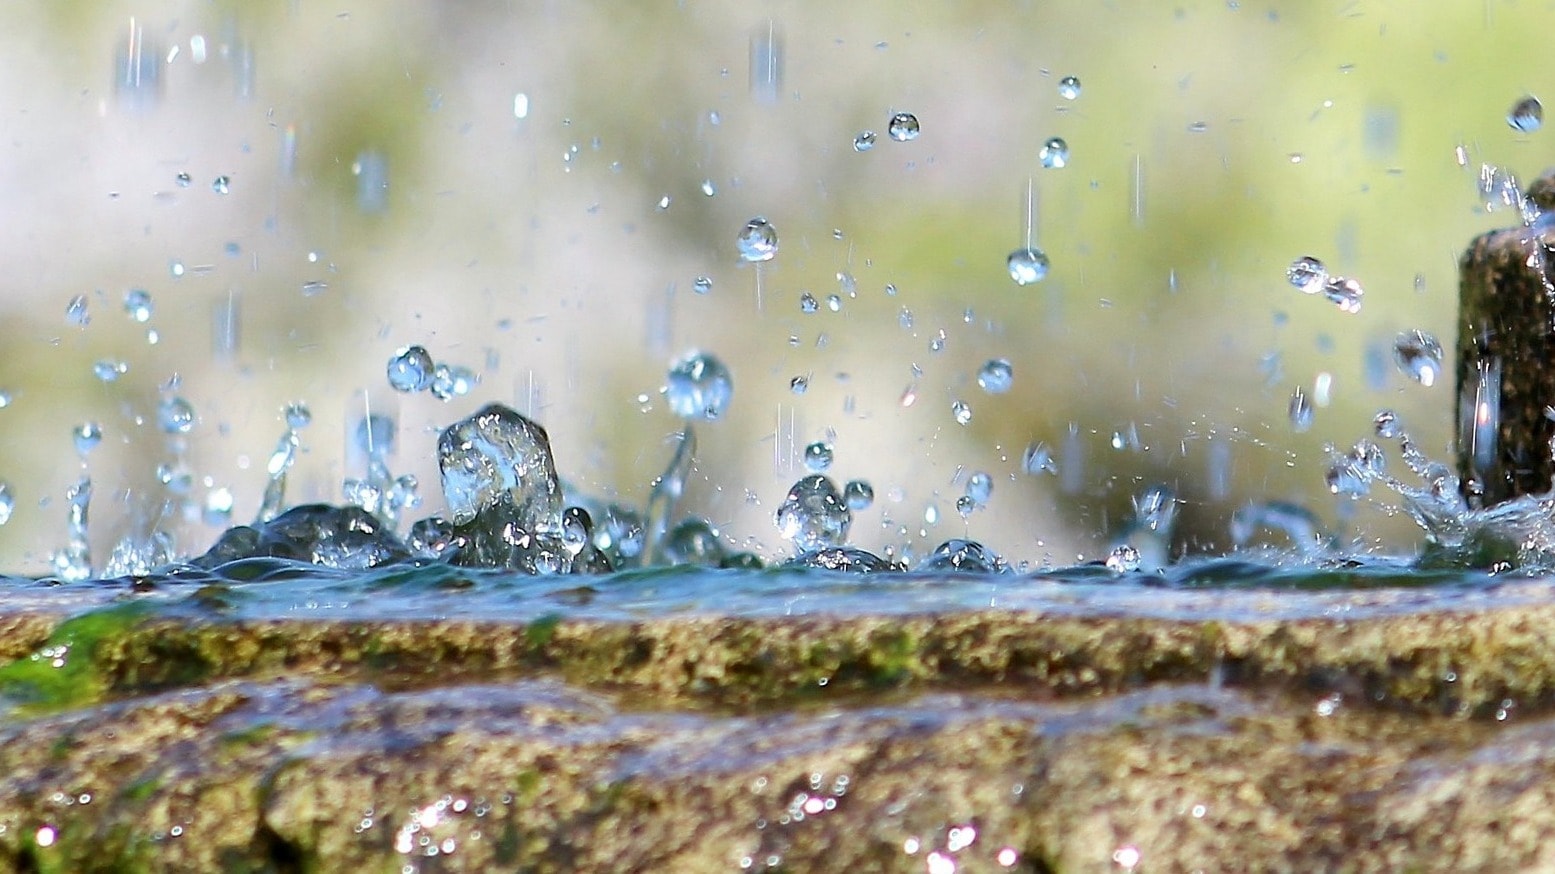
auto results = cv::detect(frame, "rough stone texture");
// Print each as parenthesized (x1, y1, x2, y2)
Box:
(4, 585, 1555, 870)
(1456, 170, 1555, 505)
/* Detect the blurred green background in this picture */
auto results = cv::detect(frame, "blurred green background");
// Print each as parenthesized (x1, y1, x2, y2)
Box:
(0, 0, 1549, 574)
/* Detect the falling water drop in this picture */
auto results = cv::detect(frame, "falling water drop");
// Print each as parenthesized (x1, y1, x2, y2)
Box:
(211, 175, 231, 195)
(965, 472, 993, 507)
(977, 359, 1014, 394)
(1321, 276, 1364, 313)
(73, 422, 103, 456)
(951, 400, 973, 426)
(387, 345, 435, 393)
(1392, 331, 1443, 387)
(775, 474, 851, 550)
(843, 479, 874, 510)
(1286, 255, 1328, 294)
(886, 112, 920, 141)
(1006, 248, 1049, 285)
(1508, 96, 1544, 133)
(789, 375, 809, 395)
(1289, 387, 1313, 433)
(157, 396, 196, 434)
(0, 482, 12, 526)
(803, 441, 834, 472)
(736, 217, 779, 262)
(66, 295, 90, 327)
(799, 292, 819, 314)
(1057, 75, 1082, 100)
(692, 276, 713, 295)
(853, 130, 877, 152)
(429, 363, 479, 401)
(124, 289, 153, 322)
(93, 360, 128, 383)
(1039, 137, 1069, 169)
(666, 351, 734, 421)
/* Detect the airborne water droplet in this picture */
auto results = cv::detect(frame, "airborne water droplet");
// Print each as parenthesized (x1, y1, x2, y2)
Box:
(211, 175, 231, 195)
(843, 479, 873, 510)
(736, 217, 779, 262)
(124, 289, 153, 322)
(1289, 387, 1313, 433)
(775, 474, 851, 551)
(692, 276, 713, 295)
(1039, 137, 1069, 169)
(93, 359, 128, 383)
(386, 345, 435, 393)
(0, 482, 12, 526)
(666, 351, 733, 421)
(886, 112, 920, 142)
(1321, 276, 1364, 313)
(853, 130, 877, 152)
(73, 422, 103, 456)
(951, 400, 973, 426)
(1286, 255, 1328, 294)
(1057, 75, 1082, 100)
(803, 441, 834, 472)
(1392, 330, 1443, 387)
(1508, 95, 1544, 133)
(157, 396, 196, 434)
(977, 359, 1014, 394)
(1007, 248, 1050, 285)
(799, 292, 819, 314)
(789, 375, 809, 395)
(66, 295, 90, 328)
(965, 472, 993, 506)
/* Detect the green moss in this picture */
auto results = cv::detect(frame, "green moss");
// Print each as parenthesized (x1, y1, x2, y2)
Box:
(524, 614, 562, 650)
(0, 602, 154, 713)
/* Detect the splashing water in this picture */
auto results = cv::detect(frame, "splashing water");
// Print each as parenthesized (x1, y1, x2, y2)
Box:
(886, 112, 920, 142)
(1006, 248, 1049, 285)
(666, 351, 734, 421)
(736, 217, 779, 262)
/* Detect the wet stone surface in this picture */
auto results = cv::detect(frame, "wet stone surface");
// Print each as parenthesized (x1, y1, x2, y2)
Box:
(0, 571, 1554, 870)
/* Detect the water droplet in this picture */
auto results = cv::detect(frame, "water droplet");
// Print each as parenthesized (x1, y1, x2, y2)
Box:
(1508, 95, 1543, 133)
(836, 271, 857, 296)
(701, 178, 716, 196)
(692, 276, 713, 295)
(789, 375, 809, 395)
(887, 112, 920, 142)
(387, 345, 435, 393)
(1286, 255, 1328, 294)
(1393, 330, 1443, 387)
(157, 396, 196, 434)
(666, 351, 733, 421)
(1105, 544, 1141, 574)
(803, 441, 834, 472)
(93, 359, 128, 383)
(898, 307, 914, 329)
(736, 217, 779, 262)
(1057, 75, 1082, 100)
(799, 292, 819, 314)
(0, 390, 13, 409)
(843, 479, 874, 510)
(1039, 137, 1069, 169)
(1132, 485, 1177, 533)
(919, 538, 999, 573)
(1022, 442, 1057, 475)
(663, 518, 725, 566)
(430, 363, 479, 401)
(73, 422, 103, 456)
(124, 289, 153, 322)
(211, 175, 231, 195)
(0, 482, 11, 526)
(561, 506, 593, 556)
(775, 474, 851, 551)
(978, 359, 1014, 394)
(1373, 409, 1400, 439)
(175, 172, 192, 187)
(853, 130, 877, 152)
(66, 294, 90, 327)
(951, 400, 973, 426)
(1321, 275, 1364, 313)
(965, 472, 993, 506)
(281, 403, 312, 431)
(437, 403, 563, 535)
(826, 294, 842, 312)
(1007, 247, 1050, 285)
(1288, 387, 1313, 432)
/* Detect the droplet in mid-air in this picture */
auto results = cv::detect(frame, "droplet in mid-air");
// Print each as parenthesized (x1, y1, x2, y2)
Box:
(0, 481, 12, 526)
(430, 363, 478, 401)
(1007, 247, 1050, 285)
(736, 217, 779, 262)
(978, 359, 1014, 394)
(789, 375, 808, 395)
(124, 289, 153, 322)
(1057, 75, 1082, 100)
(666, 351, 733, 421)
(775, 473, 851, 551)
(1393, 330, 1443, 387)
(951, 400, 973, 426)
(799, 292, 819, 314)
(853, 130, 876, 152)
(1508, 96, 1544, 133)
(965, 472, 993, 507)
(1288, 387, 1313, 433)
(66, 295, 90, 327)
(386, 345, 435, 393)
(1321, 276, 1364, 313)
(843, 479, 874, 510)
(212, 175, 231, 195)
(803, 441, 834, 472)
(93, 360, 127, 383)
(692, 276, 713, 295)
(887, 111, 920, 142)
(73, 422, 103, 456)
(1286, 255, 1328, 294)
(157, 396, 196, 435)
(1039, 137, 1069, 168)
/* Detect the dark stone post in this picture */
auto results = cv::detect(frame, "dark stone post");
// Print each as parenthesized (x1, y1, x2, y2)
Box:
(1456, 171, 1555, 506)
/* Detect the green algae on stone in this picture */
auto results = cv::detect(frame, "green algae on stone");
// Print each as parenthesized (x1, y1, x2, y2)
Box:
(0, 602, 154, 713)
